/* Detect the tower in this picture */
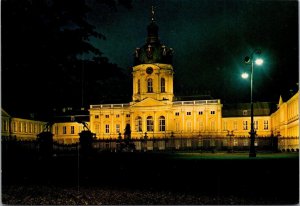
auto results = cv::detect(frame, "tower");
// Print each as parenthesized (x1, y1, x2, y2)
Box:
(132, 7, 174, 103)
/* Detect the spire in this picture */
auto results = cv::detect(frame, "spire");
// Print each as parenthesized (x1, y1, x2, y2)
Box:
(151, 6, 155, 22)
(147, 6, 159, 44)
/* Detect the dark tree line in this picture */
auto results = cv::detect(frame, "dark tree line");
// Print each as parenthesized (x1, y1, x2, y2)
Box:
(2, 0, 132, 118)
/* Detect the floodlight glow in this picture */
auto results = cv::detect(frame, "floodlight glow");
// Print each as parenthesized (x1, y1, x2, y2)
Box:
(241, 72, 249, 79)
(255, 58, 263, 65)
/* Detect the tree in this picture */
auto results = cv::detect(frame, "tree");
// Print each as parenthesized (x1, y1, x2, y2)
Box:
(2, 0, 132, 116)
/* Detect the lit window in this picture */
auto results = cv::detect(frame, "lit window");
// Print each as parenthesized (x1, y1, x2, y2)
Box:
(233, 121, 237, 130)
(223, 121, 227, 131)
(159, 116, 165, 131)
(243, 121, 248, 130)
(187, 112, 191, 116)
(175, 122, 180, 131)
(254, 121, 258, 130)
(187, 121, 192, 131)
(211, 121, 215, 131)
(199, 121, 204, 131)
(211, 111, 215, 115)
(264, 120, 269, 130)
(175, 112, 180, 116)
(71, 126, 74, 134)
(116, 124, 120, 133)
(105, 124, 110, 133)
(135, 116, 142, 132)
(63, 126, 67, 134)
(199, 111, 203, 115)
(105, 115, 109, 118)
(147, 78, 153, 93)
(243, 110, 248, 116)
(161, 78, 165, 92)
(147, 116, 154, 132)
(95, 115, 99, 119)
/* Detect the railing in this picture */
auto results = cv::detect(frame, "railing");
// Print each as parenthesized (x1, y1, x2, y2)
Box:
(90, 103, 130, 109)
(2, 136, 298, 154)
(173, 99, 220, 105)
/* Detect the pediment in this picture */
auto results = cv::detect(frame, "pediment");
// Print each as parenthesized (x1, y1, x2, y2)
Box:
(1, 108, 11, 118)
(131, 98, 167, 107)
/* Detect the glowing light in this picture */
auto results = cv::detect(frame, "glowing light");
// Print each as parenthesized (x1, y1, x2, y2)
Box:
(255, 58, 263, 65)
(241, 72, 249, 79)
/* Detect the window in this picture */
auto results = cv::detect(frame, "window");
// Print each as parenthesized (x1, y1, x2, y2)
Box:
(116, 114, 120, 118)
(105, 124, 110, 133)
(243, 121, 248, 130)
(211, 111, 215, 115)
(55, 126, 58, 135)
(24, 123, 27, 133)
(233, 121, 237, 130)
(105, 115, 109, 118)
(71, 126, 75, 134)
(137, 79, 140, 94)
(147, 78, 153, 93)
(159, 116, 166, 131)
(30, 123, 33, 133)
(63, 126, 67, 134)
(264, 120, 269, 130)
(13, 122, 17, 132)
(175, 112, 180, 116)
(95, 115, 99, 119)
(135, 116, 142, 132)
(211, 121, 215, 131)
(187, 121, 192, 131)
(147, 116, 154, 132)
(223, 121, 227, 131)
(126, 114, 130, 118)
(199, 111, 203, 115)
(175, 122, 180, 131)
(254, 121, 258, 130)
(199, 121, 204, 131)
(243, 110, 248, 116)
(161, 78, 165, 92)
(187, 112, 191, 116)
(116, 124, 120, 133)
(18, 122, 21, 132)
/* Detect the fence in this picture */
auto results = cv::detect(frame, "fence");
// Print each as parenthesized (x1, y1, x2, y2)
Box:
(2, 136, 299, 154)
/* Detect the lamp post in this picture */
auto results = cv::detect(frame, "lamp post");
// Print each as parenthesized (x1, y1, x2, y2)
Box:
(242, 50, 263, 157)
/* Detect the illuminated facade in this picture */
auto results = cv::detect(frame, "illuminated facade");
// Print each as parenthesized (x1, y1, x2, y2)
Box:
(271, 92, 299, 137)
(1, 10, 299, 145)
(1, 109, 46, 141)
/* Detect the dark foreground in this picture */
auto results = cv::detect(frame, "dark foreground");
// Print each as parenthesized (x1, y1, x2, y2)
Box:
(2, 152, 299, 204)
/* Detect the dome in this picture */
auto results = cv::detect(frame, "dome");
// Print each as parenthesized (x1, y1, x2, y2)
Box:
(134, 9, 173, 65)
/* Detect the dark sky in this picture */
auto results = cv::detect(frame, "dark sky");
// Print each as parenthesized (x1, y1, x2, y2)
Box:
(87, 0, 299, 103)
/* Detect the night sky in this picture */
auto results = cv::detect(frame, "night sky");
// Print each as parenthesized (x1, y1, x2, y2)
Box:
(2, 0, 299, 117)
(87, 0, 299, 103)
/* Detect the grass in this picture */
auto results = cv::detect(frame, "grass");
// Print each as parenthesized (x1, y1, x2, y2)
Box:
(170, 152, 299, 160)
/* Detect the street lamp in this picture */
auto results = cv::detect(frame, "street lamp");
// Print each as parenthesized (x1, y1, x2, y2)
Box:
(241, 49, 263, 157)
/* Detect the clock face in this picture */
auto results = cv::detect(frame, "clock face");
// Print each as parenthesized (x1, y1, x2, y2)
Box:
(146, 67, 153, 74)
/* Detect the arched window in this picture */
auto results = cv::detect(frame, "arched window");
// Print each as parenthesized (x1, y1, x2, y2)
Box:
(147, 116, 154, 131)
(147, 78, 153, 93)
(161, 78, 165, 92)
(137, 79, 140, 94)
(159, 116, 165, 131)
(135, 116, 142, 132)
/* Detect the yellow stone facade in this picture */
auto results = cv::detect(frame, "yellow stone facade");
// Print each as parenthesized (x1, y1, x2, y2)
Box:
(271, 92, 299, 137)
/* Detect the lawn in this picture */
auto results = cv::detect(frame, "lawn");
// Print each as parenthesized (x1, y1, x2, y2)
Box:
(2, 151, 299, 204)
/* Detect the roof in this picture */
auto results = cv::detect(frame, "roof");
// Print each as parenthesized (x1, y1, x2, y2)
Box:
(222, 102, 277, 117)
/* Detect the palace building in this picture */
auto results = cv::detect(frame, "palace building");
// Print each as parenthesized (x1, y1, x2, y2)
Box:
(1, 9, 299, 148)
